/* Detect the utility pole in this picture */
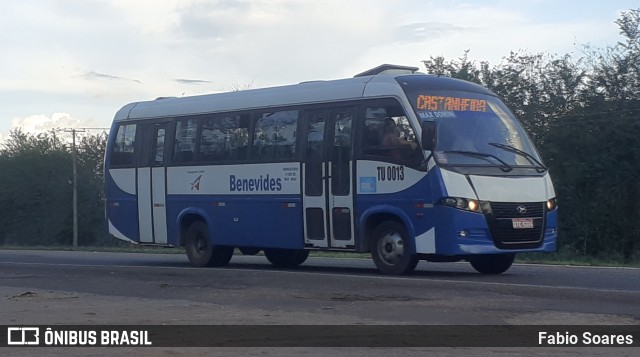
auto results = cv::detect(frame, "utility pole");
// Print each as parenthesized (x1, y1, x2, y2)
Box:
(60, 127, 108, 249)
(72, 129, 78, 248)
(62, 128, 85, 248)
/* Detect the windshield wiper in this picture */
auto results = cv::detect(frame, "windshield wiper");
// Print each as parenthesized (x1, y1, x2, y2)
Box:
(441, 150, 513, 172)
(488, 142, 547, 173)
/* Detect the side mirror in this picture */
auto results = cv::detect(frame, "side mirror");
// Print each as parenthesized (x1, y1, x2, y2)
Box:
(421, 121, 436, 151)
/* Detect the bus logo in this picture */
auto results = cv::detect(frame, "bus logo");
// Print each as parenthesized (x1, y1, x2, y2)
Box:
(191, 175, 202, 191)
(516, 205, 527, 214)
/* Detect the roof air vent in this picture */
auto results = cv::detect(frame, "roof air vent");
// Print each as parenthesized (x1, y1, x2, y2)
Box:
(354, 64, 420, 77)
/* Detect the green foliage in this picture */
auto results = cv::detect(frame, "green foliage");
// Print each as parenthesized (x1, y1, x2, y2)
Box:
(0, 129, 111, 246)
(422, 8, 640, 262)
(0, 130, 71, 245)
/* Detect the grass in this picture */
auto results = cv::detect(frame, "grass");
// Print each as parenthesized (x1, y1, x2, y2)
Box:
(0, 244, 184, 254)
(516, 251, 640, 268)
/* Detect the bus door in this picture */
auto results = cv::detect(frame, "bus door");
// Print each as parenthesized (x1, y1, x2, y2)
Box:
(137, 122, 169, 244)
(303, 108, 355, 248)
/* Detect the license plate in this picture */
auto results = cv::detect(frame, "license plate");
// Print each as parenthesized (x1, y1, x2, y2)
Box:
(512, 218, 534, 229)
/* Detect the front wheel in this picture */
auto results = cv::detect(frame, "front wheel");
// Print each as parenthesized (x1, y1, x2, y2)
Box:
(264, 248, 309, 268)
(469, 253, 515, 274)
(371, 221, 418, 275)
(184, 221, 234, 267)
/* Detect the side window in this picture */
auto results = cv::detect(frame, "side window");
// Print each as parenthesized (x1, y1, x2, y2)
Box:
(199, 114, 249, 162)
(332, 109, 353, 196)
(173, 118, 198, 163)
(110, 123, 137, 167)
(304, 111, 326, 197)
(253, 110, 298, 161)
(362, 104, 420, 165)
(152, 127, 166, 166)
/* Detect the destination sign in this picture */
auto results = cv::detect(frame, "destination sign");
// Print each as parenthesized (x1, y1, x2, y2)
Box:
(416, 95, 487, 112)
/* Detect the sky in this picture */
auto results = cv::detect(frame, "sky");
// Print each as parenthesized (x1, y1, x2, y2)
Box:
(0, 0, 638, 143)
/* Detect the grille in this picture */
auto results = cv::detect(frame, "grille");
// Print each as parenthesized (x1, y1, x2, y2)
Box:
(490, 202, 544, 218)
(485, 202, 545, 249)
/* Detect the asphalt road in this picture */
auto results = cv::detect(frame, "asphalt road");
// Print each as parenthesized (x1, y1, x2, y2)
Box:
(2, 249, 640, 356)
(1, 249, 639, 327)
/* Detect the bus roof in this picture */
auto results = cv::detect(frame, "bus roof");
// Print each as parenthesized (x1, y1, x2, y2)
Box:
(113, 66, 495, 122)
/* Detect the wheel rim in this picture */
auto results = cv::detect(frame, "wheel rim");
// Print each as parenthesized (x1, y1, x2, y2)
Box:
(378, 230, 404, 266)
(193, 232, 208, 257)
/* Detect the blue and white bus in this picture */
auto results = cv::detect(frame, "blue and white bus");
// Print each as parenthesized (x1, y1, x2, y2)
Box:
(104, 64, 557, 275)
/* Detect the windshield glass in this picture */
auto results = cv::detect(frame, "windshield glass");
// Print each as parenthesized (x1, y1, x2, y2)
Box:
(407, 89, 543, 170)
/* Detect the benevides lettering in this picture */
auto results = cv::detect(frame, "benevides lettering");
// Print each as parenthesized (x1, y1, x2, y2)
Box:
(229, 175, 283, 192)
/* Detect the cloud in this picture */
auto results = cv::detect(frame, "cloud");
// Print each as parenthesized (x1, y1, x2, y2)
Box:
(1, 0, 637, 145)
(393, 22, 474, 44)
(81, 71, 141, 84)
(152, 0, 393, 85)
(174, 78, 212, 85)
(178, 0, 253, 39)
(106, 0, 187, 35)
(4, 113, 107, 143)
(12, 113, 82, 132)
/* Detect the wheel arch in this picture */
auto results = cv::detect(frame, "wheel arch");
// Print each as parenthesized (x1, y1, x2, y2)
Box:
(357, 205, 417, 255)
(177, 207, 212, 246)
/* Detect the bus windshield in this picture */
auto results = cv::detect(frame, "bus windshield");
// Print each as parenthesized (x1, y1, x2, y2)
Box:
(406, 89, 544, 173)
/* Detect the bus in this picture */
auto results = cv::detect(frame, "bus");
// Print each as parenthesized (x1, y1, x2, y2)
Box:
(104, 64, 557, 275)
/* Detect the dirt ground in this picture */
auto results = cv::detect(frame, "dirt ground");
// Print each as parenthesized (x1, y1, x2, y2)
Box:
(2, 286, 638, 356)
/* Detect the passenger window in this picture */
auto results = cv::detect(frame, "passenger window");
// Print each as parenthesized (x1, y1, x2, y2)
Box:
(362, 105, 421, 166)
(304, 111, 326, 197)
(332, 109, 353, 196)
(253, 110, 299, 161)
(153, 127, 166, 166)
(111, 124, 137, 167)
(199, 114, 249, 162)
(173, 118, 198, 163)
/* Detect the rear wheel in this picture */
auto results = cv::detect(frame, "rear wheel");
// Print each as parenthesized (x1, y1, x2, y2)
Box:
(264, 248, 309, 268)
(184, 221, 234, 267)
(469, 253, 515, 274)
(371, 221, 418, 275)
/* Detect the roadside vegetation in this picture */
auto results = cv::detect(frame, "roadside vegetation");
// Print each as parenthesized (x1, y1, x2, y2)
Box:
(0, 9, 638, 267)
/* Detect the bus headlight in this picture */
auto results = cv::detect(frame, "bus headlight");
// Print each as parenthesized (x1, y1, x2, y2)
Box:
(546, 198, 557, 211)
(440, 197, 481, 213)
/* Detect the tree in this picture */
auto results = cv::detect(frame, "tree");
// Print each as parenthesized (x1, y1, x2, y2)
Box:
(75, 132, 109, 245)
(0, 129, 72, 245)
(420, 8, 640, 262)
(0, 129, 111, 246)
(584, 9, 640, 103)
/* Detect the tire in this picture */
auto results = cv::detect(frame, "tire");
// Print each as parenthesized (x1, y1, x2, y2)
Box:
(371, 221, 419, 275)
(264, 248, 309, 268)
(469, 253, 515, 274)
(239, 247, 261, 256)
(184, 221, 234, 267)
